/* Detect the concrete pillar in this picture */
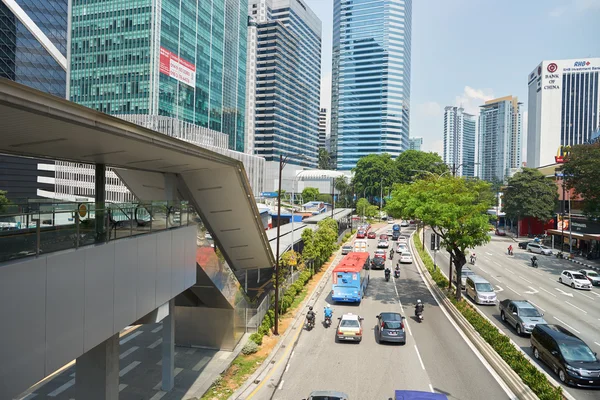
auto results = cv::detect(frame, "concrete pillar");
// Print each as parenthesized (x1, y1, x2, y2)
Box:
(164, 173, 178, 201)
(95, 164, 106, 242)
(162, 299, 175, 391)
(75, 333, 119, 400)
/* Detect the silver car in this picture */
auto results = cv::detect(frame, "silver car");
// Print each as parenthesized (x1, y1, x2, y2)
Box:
(526, 242, 553, 255)
(499, 299, 547, 335)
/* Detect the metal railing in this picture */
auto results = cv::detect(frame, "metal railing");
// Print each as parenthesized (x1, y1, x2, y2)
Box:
(245, 293, 271, 333)
(0, 200, 197, 263)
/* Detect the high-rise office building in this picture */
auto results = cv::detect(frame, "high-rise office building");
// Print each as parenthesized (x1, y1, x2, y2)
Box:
(331, 0, 412, 170)
(246, 0, 321, 167)
(0, 0, 68, 201)
(443, 106, 476, 177)
(527, 58, 600, 168)
(408, 137, 422, 151)
(479, 96, 522, 182)
(70, 0, 247, 153)
(319, 108, 327, 149)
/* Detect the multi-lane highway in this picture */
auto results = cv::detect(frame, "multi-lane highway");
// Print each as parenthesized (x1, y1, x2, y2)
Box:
(250, 223, 512, 400)
(425, 229, 600, 400)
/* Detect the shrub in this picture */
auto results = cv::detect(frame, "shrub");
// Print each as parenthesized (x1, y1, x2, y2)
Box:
(249, 332, 263, 345)
(241, 340, 259, 355)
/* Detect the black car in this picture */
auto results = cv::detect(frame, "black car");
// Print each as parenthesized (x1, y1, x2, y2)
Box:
(531, 324, 600, 388)
(371, 256, 385, 270)
(518, 241, 531, 249)
(376, 312, 406, 344)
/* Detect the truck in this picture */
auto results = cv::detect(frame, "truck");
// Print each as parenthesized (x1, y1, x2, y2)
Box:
(353, 239, 368, 252)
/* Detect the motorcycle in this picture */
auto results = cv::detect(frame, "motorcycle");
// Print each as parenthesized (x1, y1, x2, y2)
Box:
(324, 315, 332, 328)
(389, 250, 394, 260)
(556, 252, 564, 259)
(394, 267, 400, 279)
(507, 248, 513, 256)
(306, 313, 315, 330)
(384, 270, 391, 282)
(415, 308, 424, 323)
(469, 256, 476, 265)
(531, 258, 538, 268)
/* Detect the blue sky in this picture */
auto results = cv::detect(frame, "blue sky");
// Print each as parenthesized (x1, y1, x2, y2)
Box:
(304, 0, 600, 155)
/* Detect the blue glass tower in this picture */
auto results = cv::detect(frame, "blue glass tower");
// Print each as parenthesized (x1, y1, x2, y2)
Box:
(331, 0, 412, 170)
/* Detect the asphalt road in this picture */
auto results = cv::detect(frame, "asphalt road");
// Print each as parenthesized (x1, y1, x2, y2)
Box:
(425, 229, 600, 399)
(264, 224, 511, 400)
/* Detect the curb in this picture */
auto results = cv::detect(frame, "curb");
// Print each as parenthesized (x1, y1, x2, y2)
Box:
(231, 241, 350, 399)
(562, 256, 600, 272)
(411, 230, 539, 400)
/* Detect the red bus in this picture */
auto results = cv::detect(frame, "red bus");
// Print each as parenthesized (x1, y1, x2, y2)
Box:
(331, 252, 370, 303)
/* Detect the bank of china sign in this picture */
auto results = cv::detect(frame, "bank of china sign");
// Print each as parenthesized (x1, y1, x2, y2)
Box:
(159, 47, 196, 88)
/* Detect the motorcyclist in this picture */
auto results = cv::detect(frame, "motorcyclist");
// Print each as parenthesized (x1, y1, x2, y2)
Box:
(508, 245, 513, 256)
(394, 263, 400, 278)
(415, 299, 424, 316)
(531, 255, 538, 267)
(384, 267, 391, 279)
(323, 305, 333, 322)
(306, 306, 316, 325)
(389, 248, 394, 260)
(470, 252, 476, 264)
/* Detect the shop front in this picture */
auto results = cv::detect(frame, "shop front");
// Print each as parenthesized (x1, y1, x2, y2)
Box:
(547, 215, 600, 260)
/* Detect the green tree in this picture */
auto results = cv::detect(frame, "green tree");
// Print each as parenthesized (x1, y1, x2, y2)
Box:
(318, 148, 333, 170)
(386, 176, 493, 300)
(503, 168, 558, 236)
(302, 187, 320, 202)
(394, 150, 448, 184)
(0, 190, 8, 212)
(562, 142, 600, 217)
(334, 176, 351, 207)
(352, 153, 396, 201)
(314, 218, 338, 267)
(356, 198, 370, 218)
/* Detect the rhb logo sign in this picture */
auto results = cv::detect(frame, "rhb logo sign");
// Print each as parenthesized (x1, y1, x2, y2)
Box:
(574, 61, 590, 67)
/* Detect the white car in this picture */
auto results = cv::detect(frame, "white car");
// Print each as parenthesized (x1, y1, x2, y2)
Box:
(387, 229, 394, 236)
(378, 240, 389, 248)
(526, 243, 553, 255)
(336, 313, 364, 342)
(396, 243, 408, 253)
(400, 220, 409, 227)
(397, 236, 408, 244)
(399, 252, 413, 264)
(559, 270, 592, 290)
(387, 219, 394, 224)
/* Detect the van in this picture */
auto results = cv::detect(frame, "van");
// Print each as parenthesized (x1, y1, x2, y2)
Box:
(465, 275, 497, 305)
(453, 266, 475, 289)
(531, 324, 600, 387)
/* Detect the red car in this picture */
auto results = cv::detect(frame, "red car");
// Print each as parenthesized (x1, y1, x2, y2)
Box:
(367, 231, 377, 239)
(374, 249, 387, 261)
(380, 234, 388, 240)
(357, 230, 366, 238)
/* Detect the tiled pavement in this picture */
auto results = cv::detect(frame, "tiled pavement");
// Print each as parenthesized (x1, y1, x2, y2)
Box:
(17, 324, 248, 400)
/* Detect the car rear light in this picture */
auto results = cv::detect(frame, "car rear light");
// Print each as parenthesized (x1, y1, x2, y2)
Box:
(358, 328, 362, 335)
(381, 322, 385, 330)
(337, 330, 343, 335)
(400, 321, 404, 329)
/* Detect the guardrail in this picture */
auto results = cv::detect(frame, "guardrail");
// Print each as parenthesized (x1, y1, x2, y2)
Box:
(0, 201, 196, 263)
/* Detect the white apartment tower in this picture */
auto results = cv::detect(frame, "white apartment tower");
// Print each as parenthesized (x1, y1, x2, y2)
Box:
(443, 106, 476, 177)
(527, 58, 600, 167)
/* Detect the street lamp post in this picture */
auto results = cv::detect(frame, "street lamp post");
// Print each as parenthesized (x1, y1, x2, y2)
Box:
(274, 154, 288, 336)
(379, 177, 383, 222)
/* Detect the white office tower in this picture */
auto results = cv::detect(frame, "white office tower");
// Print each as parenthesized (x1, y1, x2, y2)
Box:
(479, 96, 522, 182)
(443, 106, 476, 177)
(527, 58, 600, 167)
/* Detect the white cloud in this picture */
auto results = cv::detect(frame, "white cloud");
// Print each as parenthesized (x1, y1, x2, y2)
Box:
(549, 0, 600, 17)
(548, 6, 567, 17)
(454, 86, 494, 116)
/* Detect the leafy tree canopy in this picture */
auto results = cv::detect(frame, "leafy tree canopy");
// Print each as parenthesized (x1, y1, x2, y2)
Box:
(503, 168, 558, 233)
(302, 187, 320, 202)
(394, 150, 448, 184)
(352, 153, 397, 199)
(562, 142, 600, 217)
(386, 176, 493, 300)
(0, 190, 8, 212)
(318, 148, 333, 170)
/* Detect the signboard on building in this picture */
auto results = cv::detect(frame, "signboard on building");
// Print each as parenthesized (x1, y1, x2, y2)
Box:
(159, 47, 196, 87)
(555, 145, 571, 163)
(557, 215, 600, 235)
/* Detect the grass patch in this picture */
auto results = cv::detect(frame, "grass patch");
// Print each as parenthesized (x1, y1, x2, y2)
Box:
(288, 286, 309, 312)
(413, 230, 562, 400)
(199, 354, 266, 400)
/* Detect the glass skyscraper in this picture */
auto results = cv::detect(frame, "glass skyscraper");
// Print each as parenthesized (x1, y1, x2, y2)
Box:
(443, 106, 476, 177)
(246, 0, 321, 167)
(70, 0, 247, 152)
(331, 0, 412, 170)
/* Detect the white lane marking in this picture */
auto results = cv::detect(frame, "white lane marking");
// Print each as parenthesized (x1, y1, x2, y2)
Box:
(519, 275, 533, 284)
(527, 300, 546, 313)
(491, 276, 503, 283)
(539, 287, 557, 297)
(565, 301, 588, 314)
(554, 317, 581, 334)
(120, 346, 139, 359)
(153, 368, 183, 390)
(192, 356, 211, 371)
(429, 383, 434, 393)
(507, 286, 520, 295)
(285, 363, 290, 373)
(495, 285, 504, 292)
(119, 361, 141, 377)
(149, 391, 167, 400)
(578, 292, 594, 300)
(148, 338, 162, 349)
(493, 261, 502, 267)
(18, 394, 37, 400)
(151, 325, 163, 333)
(47, 379, 74, 397)
(278, 380, 285, 390)
(548, 278, 557, 283)
(291, 350, 295, 359)
(524, 286, 539, 294)
(555, 287, 574, 297)
(595, 342, 600, 347)
(119, 331, 142, 345)
(414, 345, 425, 370)
(486, 252, 493, 256)
(119, 384, 128, 392)
(405, 319, 413, 337)
(593, 292, 600, 298)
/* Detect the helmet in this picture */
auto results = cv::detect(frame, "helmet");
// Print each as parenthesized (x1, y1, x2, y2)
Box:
(309, 306, 313, 311)
(417, 299, 422, 304)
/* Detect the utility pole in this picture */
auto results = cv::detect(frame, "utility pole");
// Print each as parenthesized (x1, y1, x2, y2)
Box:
(379, 177, 383, 222)
(274, 154, 287, 335)
(331, 177, 335, 218)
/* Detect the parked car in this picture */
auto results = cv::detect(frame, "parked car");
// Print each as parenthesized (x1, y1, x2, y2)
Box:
(531, 324, 600, 387)
(304, 391, 349, 400)
(526, 243, 553, 255)
(495, 228, 506, 236)
(356, 230, 366, 239)
(465, 275, 497, 305)
(367, 231, 377, 239)
(399, 252, 413, 264)
(499, 299, 547, 336)
(374, 249, 387, 260)
(518, 241, 531, 250)
(341, 245, 353, 255)
(376, 312, 406, 344)
(559, 270, 592, 290)
(336, 313, 364, 342)
(579, 269, 600, 286)
(378, 239, 389, 248)
(371, 256, 386, 270)
(400, 220, 409, 227)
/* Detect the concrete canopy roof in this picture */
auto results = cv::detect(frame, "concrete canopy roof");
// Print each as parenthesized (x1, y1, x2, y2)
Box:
(0, 78, 275, 271)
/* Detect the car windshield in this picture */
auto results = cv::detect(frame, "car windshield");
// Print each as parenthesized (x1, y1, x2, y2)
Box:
(519, 308, 541, 317)
(559, 343, 597, 363)
(311, 397, 343, 400)
(572, 273, 586, 280)
(462, 270, 474, 276)
(340, 320, 360, 328)
(475, 283, 494, 292)
(384, 321, 402, 329)
(402, 253, 411, 257)
(586, 271, 599, 277)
